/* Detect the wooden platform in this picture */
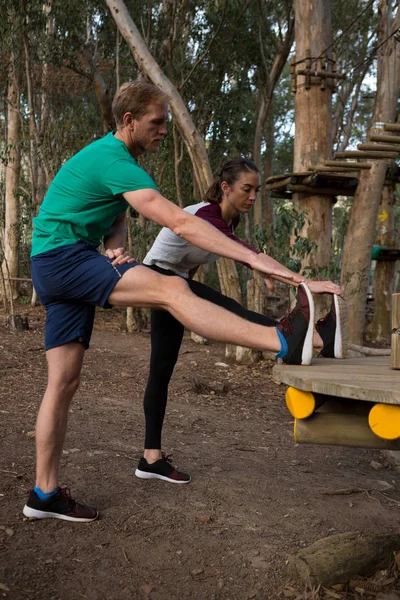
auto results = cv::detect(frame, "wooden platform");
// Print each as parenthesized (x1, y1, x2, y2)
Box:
(273, 356, 400, 406)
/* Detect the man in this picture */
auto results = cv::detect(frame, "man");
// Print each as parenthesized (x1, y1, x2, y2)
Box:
(24, 81, 342, 522)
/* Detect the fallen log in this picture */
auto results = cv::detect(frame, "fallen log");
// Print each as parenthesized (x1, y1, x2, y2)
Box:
(348, 343, 391, 356)
(288, 531, 400, 587)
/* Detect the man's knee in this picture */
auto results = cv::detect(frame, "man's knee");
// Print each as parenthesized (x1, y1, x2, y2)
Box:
(48, 372, 81, 399)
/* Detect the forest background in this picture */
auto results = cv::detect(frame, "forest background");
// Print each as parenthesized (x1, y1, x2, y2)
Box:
(1, 0, 399, 351)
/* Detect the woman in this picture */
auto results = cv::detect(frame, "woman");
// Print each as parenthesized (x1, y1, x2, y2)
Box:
(135, 158, 343, 483)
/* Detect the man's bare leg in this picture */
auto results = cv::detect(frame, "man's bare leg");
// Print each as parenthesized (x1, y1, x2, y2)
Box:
(35, 342, 85, 492)
(108, 266, 282, 352)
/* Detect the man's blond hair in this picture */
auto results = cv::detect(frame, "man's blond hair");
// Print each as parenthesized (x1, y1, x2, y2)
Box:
(112, 81, 169, 128)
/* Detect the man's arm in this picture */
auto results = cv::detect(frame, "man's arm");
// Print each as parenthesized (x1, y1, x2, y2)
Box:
(104, 211, 127, 250)
(123, 189, 303, 284)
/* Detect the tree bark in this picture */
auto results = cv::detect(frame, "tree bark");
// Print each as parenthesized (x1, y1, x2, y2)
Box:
(341, 2, 400, 344)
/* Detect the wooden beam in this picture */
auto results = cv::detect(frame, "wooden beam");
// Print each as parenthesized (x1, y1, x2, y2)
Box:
(296, 69, 346, 79)
(370, 134, 400, 144)
(392, 293, 400, 370)
(265, 176, 292, 190)
(305, 172, 358, 183)
(335, 150, 398, 159)
(323, 161, 372, 169)
(288, 184, 355, 195)
(358, 143, 400, 153)
(384, 123, 400, 132)
(294, 413, 400, 449)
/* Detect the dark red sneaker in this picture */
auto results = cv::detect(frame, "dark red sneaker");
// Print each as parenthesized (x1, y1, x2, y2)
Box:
(135, 454, 191, 484)
(315, 294, 346, 358)
(23, 488, 98, 522)
(277, 283, 314, 365)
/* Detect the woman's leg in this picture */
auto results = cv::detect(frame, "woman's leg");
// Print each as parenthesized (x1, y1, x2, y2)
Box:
(143, 308, 184, 457)
(187, 279, 278, 327)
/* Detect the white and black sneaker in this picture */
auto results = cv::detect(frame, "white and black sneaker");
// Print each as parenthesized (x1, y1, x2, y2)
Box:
(315, 294, 346, 359)
(277, 283, 314, 366)
(135, 454, 191, 484)
(23, 487, 98, 522)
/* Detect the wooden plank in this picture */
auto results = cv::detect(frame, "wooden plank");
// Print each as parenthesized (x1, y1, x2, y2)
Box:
(273, 356, 400, 405)
(335, 150, 398, 159)
(392, 294, 400, 370)
(358, 143, 400, 153)
(323, 161, 372, 169)
(370, 134, 400, 144)
(384, 123, 400, 132)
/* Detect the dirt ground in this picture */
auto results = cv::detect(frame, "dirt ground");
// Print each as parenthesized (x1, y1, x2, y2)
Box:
(1, 304, 400, 600)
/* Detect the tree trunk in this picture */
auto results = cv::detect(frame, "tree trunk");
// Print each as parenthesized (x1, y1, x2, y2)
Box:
(368, 181, 397, 342)
(253, 17, 294, 227)
(292, 0, 333, 319)
(106, 0, 247, 359)
(341, 3, 400, 344)
(3, 59, 21, 301)
(83, 45, 115, 133)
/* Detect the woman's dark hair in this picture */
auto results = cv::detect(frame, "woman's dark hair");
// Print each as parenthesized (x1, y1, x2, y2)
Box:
(203, 158, 259, 204)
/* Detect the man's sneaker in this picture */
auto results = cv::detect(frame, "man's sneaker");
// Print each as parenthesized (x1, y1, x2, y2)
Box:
(277, 283, 314, 366)
(135, 454, 191, 484)
(315, 294, 346, 359)
(23, 487, 98, 522)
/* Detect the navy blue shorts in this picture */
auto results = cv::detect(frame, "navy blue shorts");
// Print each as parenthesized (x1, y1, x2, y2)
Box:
(31, 242, 138, 351)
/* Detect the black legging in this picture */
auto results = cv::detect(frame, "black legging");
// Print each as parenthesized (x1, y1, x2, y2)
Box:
(143, 265, 278, 448)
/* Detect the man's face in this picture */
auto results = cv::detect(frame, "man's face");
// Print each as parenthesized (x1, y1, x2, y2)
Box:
(132, 102, 169, 154)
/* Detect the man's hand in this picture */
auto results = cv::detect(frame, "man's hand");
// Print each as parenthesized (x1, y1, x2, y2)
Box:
(306, 280, 344, 297)
(251, 253, 305, 288)
(105, 247, 136, 266)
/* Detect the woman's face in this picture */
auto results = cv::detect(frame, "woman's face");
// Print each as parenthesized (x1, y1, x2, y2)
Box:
(222, 170, 261, 214)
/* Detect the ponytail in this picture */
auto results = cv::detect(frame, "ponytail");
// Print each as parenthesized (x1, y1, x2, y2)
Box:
(203, 178, 223, 204)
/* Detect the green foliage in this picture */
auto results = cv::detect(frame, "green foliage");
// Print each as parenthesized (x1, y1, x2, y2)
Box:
(254, 203, 318, 277)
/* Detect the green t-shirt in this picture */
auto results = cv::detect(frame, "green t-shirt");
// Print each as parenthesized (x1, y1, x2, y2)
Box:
(31, 132, 158, 256)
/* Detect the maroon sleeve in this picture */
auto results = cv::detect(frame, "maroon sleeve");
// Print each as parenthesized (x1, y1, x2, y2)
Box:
(195, 203, 260, 269)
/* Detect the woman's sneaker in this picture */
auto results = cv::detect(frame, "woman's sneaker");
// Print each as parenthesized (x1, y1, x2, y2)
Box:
(23, 487, 98, 522)
(277, 283, 314, 366)
(315, 294, 346, 359)
(135, 454, 191, 484)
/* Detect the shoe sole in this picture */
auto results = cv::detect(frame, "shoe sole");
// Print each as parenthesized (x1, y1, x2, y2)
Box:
(23, 505, 98, 522)
(334, 295, 347, 359)
(300, 283, 314, 366)
(135, 468, 191, 484)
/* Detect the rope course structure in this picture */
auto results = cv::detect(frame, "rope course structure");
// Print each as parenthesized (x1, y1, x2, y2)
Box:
(265, 122, 400, 199)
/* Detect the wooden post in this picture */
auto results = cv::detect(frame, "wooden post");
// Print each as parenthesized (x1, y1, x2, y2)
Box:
(392, 293, 400, 369)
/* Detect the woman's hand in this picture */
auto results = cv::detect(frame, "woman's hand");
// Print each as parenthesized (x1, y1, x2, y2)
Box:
(105, 247, 136, 266)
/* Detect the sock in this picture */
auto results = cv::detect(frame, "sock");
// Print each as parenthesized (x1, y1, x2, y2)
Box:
(33, 486, 58, 500)
(275, 327, 288, 359)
